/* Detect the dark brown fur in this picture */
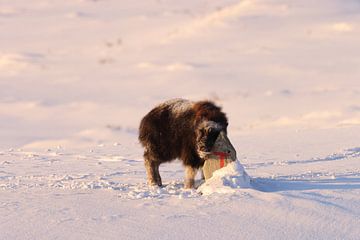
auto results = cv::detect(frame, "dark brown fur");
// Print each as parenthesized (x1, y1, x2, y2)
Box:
(138, 99, 228, 188)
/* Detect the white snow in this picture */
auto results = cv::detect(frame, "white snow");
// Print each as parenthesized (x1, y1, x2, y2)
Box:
(198, 160, 251, 195)
(1, 0, 360, 239)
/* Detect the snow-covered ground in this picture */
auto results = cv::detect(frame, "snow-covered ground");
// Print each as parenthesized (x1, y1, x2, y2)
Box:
(1, 0, 360, 239)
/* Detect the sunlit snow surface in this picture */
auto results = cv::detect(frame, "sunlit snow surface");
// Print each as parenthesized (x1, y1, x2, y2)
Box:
(1, 0, 360, 239)
(198, 160, 251, 195)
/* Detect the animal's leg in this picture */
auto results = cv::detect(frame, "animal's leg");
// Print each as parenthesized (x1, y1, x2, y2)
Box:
(199, 167, 205, 180)
(184, 166, 197, 189)
(154, 163, 162, 186)
(144, 151, 162, 186)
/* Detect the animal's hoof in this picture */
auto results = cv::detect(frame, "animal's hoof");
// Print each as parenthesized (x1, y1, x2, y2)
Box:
(147, 181, 163, 187)
(184, 179, 195, 189)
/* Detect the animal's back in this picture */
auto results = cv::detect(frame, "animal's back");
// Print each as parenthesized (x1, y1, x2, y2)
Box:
(138, 99, 194, 156)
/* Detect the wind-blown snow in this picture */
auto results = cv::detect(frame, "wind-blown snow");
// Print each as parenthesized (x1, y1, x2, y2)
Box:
(1, 0, 360, 239)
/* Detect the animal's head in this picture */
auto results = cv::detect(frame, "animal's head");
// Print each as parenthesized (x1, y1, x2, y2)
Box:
(193, 101, 228, 158)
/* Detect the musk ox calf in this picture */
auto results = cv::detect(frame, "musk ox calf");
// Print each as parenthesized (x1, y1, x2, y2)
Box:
(138, 99, 228, 188)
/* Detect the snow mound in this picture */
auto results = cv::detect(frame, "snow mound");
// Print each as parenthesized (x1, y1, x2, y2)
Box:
(198, 160, 251, 195)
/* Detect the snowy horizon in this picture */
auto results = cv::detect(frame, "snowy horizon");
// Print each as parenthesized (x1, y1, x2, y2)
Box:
(1, 0, 360, 239)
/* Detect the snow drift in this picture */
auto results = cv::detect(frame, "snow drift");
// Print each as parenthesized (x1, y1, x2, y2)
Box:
(198, 160, 251, 195)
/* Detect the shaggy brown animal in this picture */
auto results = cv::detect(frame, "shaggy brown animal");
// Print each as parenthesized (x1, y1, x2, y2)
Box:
(138, 99, 228, 188)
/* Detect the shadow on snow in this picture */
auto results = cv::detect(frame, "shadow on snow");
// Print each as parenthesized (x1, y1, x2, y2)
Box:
(251, 176, 360, 192)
